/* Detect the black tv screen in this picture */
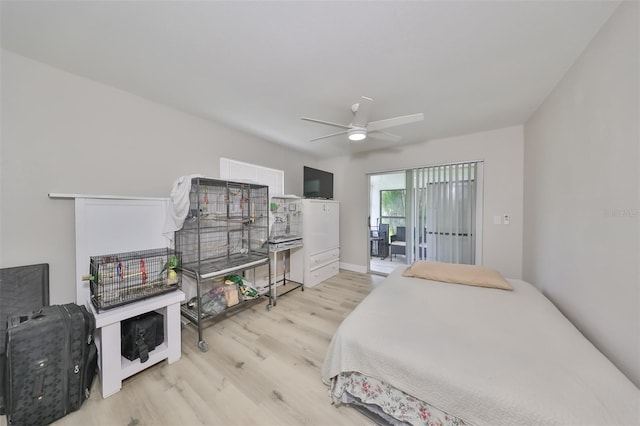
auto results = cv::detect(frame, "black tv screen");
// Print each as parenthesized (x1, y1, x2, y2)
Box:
(303, 166, 334, 199)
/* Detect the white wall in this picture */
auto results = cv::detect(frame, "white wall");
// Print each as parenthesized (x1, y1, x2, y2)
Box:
(319, 125, 524, 280)
(523, 1, 639, 386)
(0, 49, 315, 303)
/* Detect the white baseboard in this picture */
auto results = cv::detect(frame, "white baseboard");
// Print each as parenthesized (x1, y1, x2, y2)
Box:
(339, 262, 367, 274)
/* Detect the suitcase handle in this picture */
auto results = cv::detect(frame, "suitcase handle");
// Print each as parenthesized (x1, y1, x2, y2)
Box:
(9, 309, 43, 327)
(32, 358, 48, 400)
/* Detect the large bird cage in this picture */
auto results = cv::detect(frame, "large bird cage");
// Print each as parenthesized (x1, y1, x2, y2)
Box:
(175, 178, 269, 275)
(89, 247, 181, 311)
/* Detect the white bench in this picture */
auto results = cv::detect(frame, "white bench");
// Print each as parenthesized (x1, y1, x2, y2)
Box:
(89, 290, 185, 398)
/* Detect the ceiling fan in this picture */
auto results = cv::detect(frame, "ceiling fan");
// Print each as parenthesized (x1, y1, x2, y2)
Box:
(302, 96, 424, 143)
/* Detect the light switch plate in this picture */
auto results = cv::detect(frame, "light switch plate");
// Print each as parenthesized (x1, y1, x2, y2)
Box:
(493, 215, 502, 225)
(504, 215, 510, 225)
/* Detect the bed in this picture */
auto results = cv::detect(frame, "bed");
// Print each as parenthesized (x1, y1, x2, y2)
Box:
(321, 263, 640, 425)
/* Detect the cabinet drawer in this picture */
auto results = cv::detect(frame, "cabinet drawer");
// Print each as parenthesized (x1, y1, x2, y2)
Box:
(309, 248, 340, 269)
(305, 261, 339, 288)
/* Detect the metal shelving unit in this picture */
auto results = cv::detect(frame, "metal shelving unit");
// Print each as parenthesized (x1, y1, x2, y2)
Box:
(175, 177, 271, 352)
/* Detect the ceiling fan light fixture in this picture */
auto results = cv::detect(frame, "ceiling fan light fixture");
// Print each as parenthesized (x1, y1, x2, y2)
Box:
(348, 128, 367, 141)
(302, 96, 423, 143)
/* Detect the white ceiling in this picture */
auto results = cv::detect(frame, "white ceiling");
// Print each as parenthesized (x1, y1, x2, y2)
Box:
(1, 1, 619, 159)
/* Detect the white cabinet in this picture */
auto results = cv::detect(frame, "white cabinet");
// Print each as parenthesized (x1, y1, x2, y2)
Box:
(290, 200, 340, 287)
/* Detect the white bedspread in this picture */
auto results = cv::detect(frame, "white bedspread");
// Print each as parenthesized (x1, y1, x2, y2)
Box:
(322, 267, 640, 425)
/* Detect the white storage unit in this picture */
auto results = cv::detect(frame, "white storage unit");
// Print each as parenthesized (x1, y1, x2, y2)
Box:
(290, 199, 340, 287)
(61, 194, 185, 398)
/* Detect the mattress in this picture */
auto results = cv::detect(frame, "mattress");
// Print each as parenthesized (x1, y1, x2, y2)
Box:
(321, 266, 640, 425)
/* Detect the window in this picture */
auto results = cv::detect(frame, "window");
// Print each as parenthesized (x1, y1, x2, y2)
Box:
(380, 189, 406, 235)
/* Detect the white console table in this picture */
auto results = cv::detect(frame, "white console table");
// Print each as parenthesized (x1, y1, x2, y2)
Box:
(89, 290, 185, 398)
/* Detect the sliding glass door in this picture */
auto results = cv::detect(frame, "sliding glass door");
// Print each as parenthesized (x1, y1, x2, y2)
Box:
(368, 172, 406, 274)
(367, 162, 482, 275)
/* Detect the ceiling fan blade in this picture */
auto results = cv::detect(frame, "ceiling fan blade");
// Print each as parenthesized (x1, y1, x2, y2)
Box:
(309, 130, 349, 142)
(368, 131, 402, 143)
(301, 117, 351, 130)
(351, 96, 373, 128)
(367, 113, 424, 132)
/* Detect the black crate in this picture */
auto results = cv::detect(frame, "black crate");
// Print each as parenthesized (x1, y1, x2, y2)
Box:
(89, 248, 181, 311)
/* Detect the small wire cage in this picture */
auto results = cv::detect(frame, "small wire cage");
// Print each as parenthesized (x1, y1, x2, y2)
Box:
(89, 248, 181, 311)
(269, 196, 303, 243)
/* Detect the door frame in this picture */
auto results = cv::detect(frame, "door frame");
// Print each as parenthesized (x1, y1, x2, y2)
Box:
(367, 170, 407, 275)
(366, 161, 484, 274)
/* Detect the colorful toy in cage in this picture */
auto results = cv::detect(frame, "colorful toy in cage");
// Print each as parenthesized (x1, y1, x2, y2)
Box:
(159, 255, 180, 278)
(140, 259, 147, 284)
(161, 255, 180, 285)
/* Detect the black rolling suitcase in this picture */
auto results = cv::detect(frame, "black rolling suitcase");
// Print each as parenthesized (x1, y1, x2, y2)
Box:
(0, 263, 50, 416)
(3, 303, 97, 426)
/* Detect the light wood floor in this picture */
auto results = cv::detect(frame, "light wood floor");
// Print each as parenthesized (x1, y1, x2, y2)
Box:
(369, 255, 407, 275)
(5, 270, 384, 426)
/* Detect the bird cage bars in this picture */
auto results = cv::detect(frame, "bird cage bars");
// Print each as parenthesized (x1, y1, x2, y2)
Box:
(88, 248, 181, 311)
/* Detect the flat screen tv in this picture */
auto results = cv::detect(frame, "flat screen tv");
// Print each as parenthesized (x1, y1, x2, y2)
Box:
(303, 166, 334, 199)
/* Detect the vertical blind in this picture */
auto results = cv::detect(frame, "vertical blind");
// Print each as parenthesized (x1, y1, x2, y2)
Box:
(411, 162, 477, 265)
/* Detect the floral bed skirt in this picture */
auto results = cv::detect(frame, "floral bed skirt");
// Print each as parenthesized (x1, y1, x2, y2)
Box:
(329, 371, 469, 426)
